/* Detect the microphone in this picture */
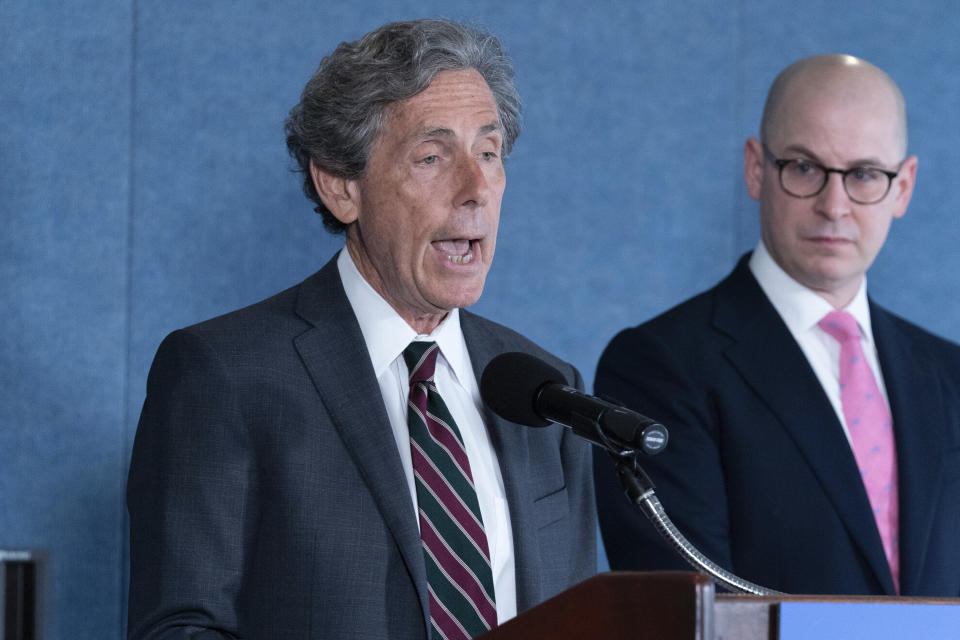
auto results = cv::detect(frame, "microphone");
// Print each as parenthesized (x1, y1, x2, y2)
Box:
(480, 352, 668, 456)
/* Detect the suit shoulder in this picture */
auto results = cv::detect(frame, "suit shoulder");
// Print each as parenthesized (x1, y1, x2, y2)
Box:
(882, 308, 960, 345)
(172, 283, 303, 345)
(174, 257, 342, 343)
(876, 306, 960, 370)
(460, 310, 580, 383)
(155, 269, 332, 365)
(604, 282, 720, 352)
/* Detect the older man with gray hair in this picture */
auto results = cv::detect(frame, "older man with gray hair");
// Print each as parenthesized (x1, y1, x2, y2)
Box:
(127, 19, 595, 639)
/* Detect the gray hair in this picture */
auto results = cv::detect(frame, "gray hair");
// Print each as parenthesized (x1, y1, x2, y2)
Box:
(285, 18, 522, 233)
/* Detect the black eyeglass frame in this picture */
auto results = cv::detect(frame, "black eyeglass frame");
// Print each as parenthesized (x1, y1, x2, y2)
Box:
(762, 144, 902, 205)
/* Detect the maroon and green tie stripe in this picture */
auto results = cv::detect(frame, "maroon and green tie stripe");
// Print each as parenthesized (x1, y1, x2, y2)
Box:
(404, 341, 497, 639)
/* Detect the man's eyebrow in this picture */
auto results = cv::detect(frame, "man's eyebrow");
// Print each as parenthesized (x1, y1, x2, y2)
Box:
(415, 121, 501, 140)
(418, 127, 455, 140)
(478, 121, 501, 136)
(782, 144, 889, 169)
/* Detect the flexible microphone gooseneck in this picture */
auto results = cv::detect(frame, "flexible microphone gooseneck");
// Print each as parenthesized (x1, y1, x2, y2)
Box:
(480, 352, 782, 597)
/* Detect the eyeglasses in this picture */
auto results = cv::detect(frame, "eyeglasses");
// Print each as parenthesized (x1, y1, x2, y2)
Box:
(762, 144, 901, 205)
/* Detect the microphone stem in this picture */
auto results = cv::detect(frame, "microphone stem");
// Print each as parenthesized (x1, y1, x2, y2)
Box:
(614, 456, 783, 597)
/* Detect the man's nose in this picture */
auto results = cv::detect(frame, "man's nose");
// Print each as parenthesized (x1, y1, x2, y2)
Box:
(454, 155, 489, 208)
(815, 171, 852, 219)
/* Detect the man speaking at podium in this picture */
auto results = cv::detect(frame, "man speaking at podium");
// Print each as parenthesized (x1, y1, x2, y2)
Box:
(595, 55, 960, 596)
(127, 19, 595, 639)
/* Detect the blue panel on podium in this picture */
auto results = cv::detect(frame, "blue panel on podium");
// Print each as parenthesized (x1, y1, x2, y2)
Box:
(779, 601, 960, 639)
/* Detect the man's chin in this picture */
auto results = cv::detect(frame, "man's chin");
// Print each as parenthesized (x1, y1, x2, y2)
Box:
(428, 282, 487, 312)
(801, 267, 866, 302)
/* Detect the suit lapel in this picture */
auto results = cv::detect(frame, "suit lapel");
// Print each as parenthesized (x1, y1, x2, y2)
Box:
(713, 258, 895, 593)
(460, 311, 542, 613)
(872, 304, 946, 594)
(292, 257, 429, 627)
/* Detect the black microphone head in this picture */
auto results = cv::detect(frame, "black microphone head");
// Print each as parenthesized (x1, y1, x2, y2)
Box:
(480, 352, 567, 428)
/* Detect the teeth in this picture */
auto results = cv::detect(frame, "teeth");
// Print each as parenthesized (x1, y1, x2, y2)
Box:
(449, 250, 474, 264)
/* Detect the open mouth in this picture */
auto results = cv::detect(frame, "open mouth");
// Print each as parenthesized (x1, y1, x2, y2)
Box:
(433, 239, 477, 265)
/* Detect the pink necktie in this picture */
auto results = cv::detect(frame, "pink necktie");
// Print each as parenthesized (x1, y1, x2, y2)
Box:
(819, 310, 900, 592)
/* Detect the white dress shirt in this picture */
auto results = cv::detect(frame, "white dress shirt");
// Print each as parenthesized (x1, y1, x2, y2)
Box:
(749, 241, 892, 444)
(336, 248, 517, 623)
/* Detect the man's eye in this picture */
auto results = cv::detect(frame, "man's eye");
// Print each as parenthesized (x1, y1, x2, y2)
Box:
(420, 155, 439, 165)
(850, 167, 882, 182)
(784, 160, 819, 180)
(480, 151, 499, 161)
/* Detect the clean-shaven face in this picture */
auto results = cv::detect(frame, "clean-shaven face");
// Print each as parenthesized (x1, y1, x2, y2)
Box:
(347, 69, 505, 333)
(745, 63, 917, 308)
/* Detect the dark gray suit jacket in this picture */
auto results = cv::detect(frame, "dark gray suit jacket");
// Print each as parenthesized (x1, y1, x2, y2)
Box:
(595, 254, 960, 596)
(127, 255, 596, 639)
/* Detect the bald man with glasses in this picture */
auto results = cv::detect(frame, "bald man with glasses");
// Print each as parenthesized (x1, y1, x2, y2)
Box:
(594, 54, 960, 597)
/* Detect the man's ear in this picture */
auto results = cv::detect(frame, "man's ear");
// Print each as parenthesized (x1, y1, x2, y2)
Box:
(890, 155, 918, 220)
(310, 160, 360, 225)
(744, 137, 765, 202)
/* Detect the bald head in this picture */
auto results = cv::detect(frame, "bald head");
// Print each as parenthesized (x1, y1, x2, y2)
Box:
(745, 53, 918, 310)
(760, 54, 908, 157)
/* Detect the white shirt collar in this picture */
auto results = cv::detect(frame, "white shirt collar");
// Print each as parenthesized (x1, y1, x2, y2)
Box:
(749, 240, 876, 345)
(336, 248, 474, 385)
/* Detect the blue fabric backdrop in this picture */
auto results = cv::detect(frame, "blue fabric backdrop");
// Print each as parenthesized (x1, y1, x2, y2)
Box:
(3, 1, 959, 637)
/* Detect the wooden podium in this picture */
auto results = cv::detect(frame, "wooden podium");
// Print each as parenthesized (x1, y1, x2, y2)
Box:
(479, 572, 960, 639)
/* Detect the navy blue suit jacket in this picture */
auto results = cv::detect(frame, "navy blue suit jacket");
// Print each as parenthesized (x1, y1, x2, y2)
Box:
(127, 255, 596, 639)
(594, 254, 960, 596)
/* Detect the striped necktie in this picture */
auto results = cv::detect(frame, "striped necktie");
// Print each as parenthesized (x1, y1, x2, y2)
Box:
(403, 341, 498, 639)
(819, 310, 900, 592)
